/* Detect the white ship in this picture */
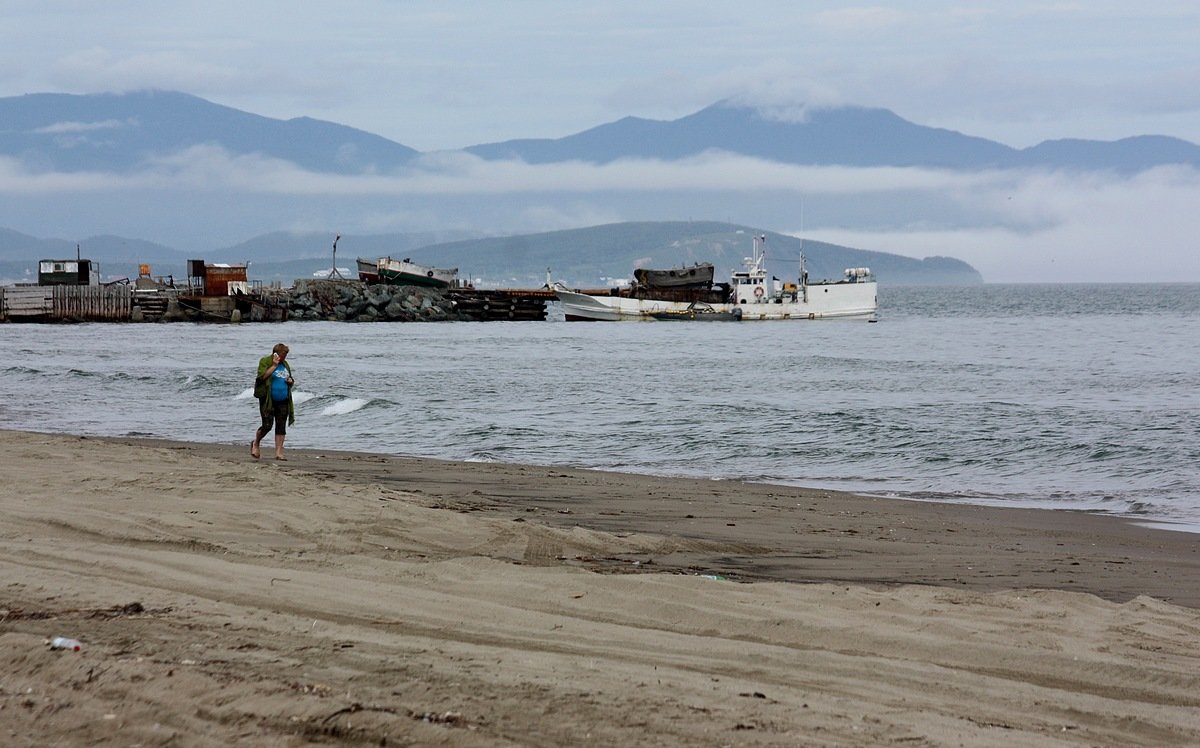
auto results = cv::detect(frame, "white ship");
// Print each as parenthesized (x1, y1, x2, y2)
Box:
(556, 234, 877, 321)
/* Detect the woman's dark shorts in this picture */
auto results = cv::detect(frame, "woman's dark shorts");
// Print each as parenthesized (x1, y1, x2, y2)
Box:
(260, 399, 289, 435)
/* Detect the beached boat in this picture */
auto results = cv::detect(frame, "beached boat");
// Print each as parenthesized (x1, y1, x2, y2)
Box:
(556, 234, 877, 321)
(378, 257, 458, 288)
(633, 262, 715, 289)
(366, 257, 459, 288)
(356, 257, 381, 284)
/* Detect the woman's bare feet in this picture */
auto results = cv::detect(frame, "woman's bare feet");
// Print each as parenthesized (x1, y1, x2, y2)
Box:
(250, 442, 260, 459)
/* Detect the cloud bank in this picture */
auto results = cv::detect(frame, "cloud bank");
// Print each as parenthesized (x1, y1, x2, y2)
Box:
(1, 146, 1197, 282)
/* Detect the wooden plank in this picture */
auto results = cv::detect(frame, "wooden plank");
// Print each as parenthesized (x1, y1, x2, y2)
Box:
(5, 287, 52, 316)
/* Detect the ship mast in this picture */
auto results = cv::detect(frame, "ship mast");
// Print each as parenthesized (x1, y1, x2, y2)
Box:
(799, 200, 808, 302)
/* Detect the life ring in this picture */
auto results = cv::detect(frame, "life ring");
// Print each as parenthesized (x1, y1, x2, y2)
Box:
(426, 270, 434, 278)
(753, 286, 765, 298)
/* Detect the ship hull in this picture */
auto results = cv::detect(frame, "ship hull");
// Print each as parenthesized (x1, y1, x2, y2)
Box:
(557, 283, 877, 321)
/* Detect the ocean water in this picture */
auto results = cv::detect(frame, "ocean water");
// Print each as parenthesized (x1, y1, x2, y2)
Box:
(2, 283, 1198, 530)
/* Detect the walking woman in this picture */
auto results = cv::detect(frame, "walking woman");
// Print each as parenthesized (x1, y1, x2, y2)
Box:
(251, 343, 295, 460)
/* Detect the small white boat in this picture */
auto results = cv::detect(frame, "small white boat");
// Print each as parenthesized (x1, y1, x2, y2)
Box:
(556, 234, 877, 321)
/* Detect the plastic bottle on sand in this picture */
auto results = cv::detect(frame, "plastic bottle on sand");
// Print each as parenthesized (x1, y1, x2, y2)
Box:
(49, 636, 82, 651)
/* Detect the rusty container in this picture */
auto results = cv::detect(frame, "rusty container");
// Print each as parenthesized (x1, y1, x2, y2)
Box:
(203, 264, 248, 296)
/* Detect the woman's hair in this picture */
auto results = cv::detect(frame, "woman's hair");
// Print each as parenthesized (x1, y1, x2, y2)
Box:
(272, 343, 289, 356)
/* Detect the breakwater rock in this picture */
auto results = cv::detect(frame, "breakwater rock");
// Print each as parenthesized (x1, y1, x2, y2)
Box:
(288, 280, 467, 322)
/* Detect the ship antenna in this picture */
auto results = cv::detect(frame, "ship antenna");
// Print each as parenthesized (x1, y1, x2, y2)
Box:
(799, 197, 805, 258)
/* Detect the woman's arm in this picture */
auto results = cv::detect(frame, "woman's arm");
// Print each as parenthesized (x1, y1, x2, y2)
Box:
(257, 354, 281, 381)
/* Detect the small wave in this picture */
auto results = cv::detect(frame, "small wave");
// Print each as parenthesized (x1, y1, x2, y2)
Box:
(320, 397, 369, 416)
(181, 373, 227, 390)
(232, 389, 363, 415)
(461, 424, 504, 438)
(236, 388, 317, 404)
(102, 371, 155, 382)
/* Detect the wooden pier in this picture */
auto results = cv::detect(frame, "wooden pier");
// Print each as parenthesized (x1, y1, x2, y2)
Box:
(1, 282, 554, 323)
(0, 284, 133, 322)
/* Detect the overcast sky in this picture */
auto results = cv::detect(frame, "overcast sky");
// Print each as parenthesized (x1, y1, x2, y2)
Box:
(6, 1, 1198, 151)
(3, 1, 1200, 281)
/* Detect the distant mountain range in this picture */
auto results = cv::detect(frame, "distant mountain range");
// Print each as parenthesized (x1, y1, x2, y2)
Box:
(0, 221, 982, 286)
(396, 222, 981, 286)
(0, 90, 418, 174)
(468, 103, 1200, 173)
(3, 90, 1197, 174)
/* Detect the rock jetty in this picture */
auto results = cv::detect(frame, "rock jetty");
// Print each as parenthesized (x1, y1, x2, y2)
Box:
(288, 280, 466, 322)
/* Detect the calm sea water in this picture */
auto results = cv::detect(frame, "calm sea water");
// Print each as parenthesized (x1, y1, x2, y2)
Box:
(2, 284, 1198, 530)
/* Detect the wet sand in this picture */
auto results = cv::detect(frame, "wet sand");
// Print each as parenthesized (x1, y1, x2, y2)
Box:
(2, 430, 1198, 746)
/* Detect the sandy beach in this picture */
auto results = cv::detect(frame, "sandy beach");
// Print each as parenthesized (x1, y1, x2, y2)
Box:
(2, 430, 1198, 746)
